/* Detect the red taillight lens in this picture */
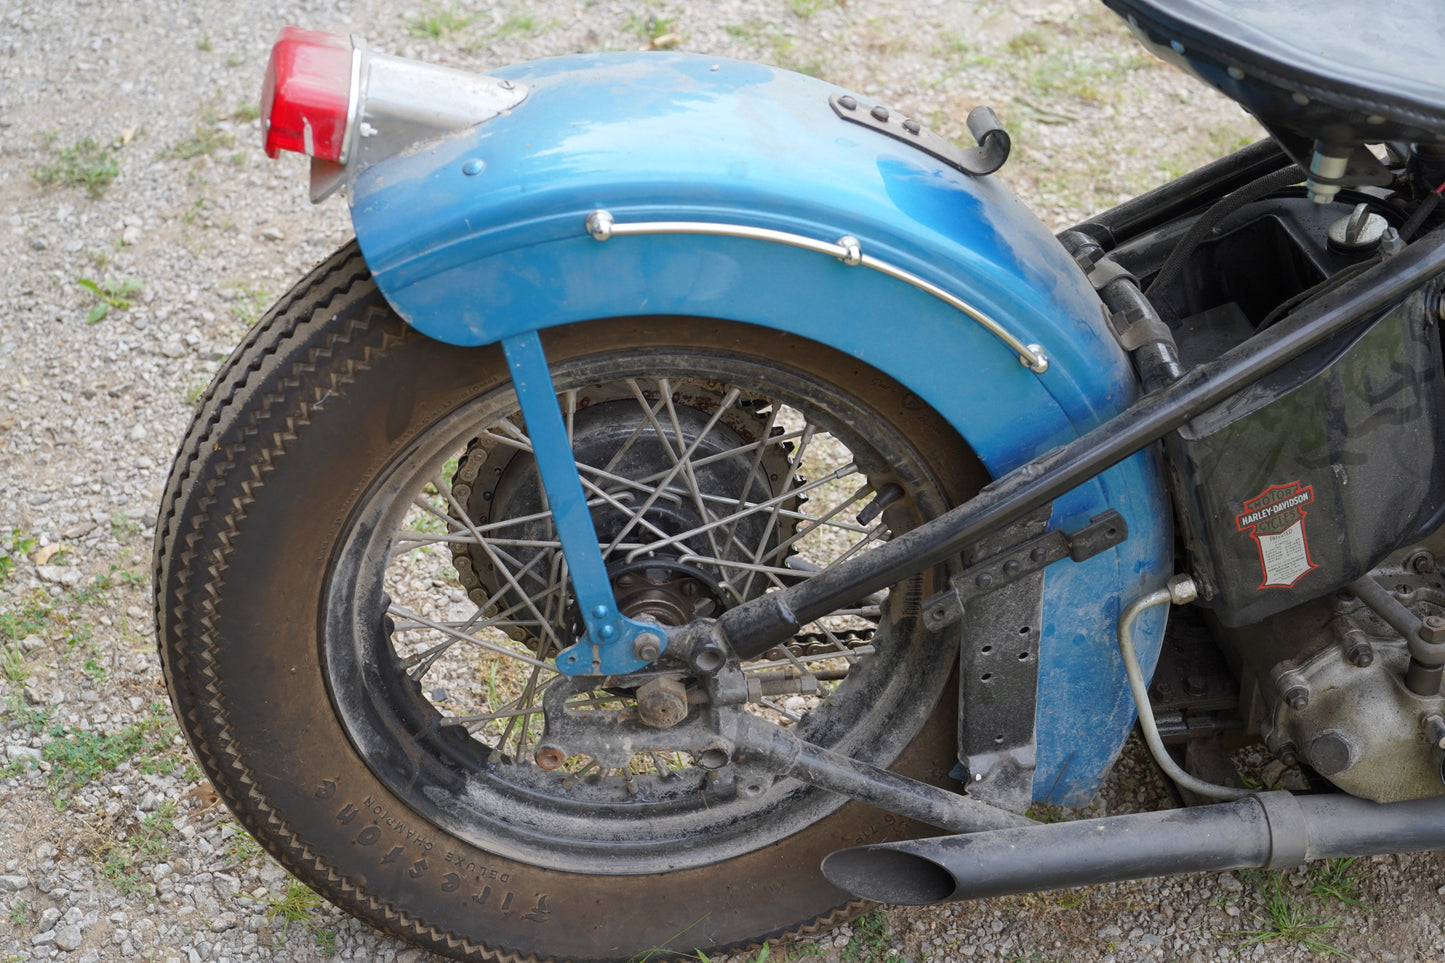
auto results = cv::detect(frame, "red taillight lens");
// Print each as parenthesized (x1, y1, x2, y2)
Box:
(261, 27, 353, 162)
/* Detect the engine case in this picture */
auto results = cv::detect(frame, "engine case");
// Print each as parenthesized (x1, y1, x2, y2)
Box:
(1262, 566, 1445, 802)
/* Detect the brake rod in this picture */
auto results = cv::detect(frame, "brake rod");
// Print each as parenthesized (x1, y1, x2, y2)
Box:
(731, 715, 1032, 833)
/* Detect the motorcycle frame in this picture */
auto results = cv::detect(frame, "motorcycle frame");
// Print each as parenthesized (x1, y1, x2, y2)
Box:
(331, 49, 1445, 808)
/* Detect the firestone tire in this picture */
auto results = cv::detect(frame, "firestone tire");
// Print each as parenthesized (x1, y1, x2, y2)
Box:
(154, 243, 984, 962)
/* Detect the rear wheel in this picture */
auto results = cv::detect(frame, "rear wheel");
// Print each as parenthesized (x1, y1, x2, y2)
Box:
(155, 243, 985, 961)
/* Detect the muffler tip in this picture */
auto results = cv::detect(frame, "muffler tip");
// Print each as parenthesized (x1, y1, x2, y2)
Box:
(821, 846, 956, 906)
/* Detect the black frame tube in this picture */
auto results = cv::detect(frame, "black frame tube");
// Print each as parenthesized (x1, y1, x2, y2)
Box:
(715, 229, 1445, 655)
(1064, 138, 1292, 250)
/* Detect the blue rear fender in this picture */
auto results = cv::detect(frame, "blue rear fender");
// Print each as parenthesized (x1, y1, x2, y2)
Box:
(347, 51, 1171, 807)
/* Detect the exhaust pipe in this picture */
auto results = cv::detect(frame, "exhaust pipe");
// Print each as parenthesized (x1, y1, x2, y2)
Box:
(821, 790, 1445, 905)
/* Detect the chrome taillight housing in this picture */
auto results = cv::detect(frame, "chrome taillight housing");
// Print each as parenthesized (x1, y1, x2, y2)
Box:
(260, 27, 528, 199)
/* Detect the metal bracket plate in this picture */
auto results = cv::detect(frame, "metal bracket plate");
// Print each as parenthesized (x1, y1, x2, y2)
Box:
(829, 96, 1011, 177)
(924, 509, 1129, 631)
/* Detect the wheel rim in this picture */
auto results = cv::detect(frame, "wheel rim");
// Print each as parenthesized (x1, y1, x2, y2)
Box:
(323, 332, 963, 874)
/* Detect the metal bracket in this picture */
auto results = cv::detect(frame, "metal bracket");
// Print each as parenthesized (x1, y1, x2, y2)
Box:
(501, 331, 664, 676)
(923, 510, 1129, 631)
(829, 96, 1011, 177)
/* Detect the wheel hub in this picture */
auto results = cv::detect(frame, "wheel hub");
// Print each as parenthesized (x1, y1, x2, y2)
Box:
(449, 380, 796, 646)
(609, 558, 725, 626)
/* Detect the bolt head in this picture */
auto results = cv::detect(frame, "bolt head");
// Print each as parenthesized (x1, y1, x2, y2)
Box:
(1285, 686, 1309, 711)
(1421, 616, 1445, 644)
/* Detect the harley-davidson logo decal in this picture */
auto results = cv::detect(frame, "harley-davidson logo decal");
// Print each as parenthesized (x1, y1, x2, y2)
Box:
(1235, 481, 1318, 589)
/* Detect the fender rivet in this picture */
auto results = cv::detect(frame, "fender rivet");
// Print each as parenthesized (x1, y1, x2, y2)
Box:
(461, 158, 486, 176)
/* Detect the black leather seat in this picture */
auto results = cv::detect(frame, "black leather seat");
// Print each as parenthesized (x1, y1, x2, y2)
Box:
(1104, 0, 1445, 147)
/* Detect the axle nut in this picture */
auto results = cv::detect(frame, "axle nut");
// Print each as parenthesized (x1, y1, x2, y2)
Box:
(636, 675, 689, 730)
(633, 631, 664, 662)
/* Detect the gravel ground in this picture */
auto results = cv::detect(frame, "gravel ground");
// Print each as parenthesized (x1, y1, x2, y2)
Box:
(3, 1, 1445, 961)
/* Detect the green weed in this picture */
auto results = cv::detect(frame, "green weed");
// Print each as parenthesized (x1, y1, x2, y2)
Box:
(76, 277, 143, 324)
(0, 529, 36, 583)
(1005, 28, 1049, 57)
(0, 643, 29, 684)
(626, 12, 676, 44)
(1306, 857, 1368, 908)
(1235, 869, 1349, 958)
(33, 136, 120, 198)
(0, 588, 53, 643)
(109, 513, 143, 542)
(265, 878, 327, 929)
(229, 284, 272, 326)
(841, 909, 904, 963)
(314, 927, 338, 955)
(134, 801, 179, 858)
(1024, 803, 1069, 823)
(8, 901, 27, 925)
(45, 719, 162, 790)
(222, 825, 265, 868)
(791, 0, 836, 17)
(722, 21, 824, 76)
(171, 107, 236, 160)
(409, 3, 472, 39)
(491, 15, 539, 39)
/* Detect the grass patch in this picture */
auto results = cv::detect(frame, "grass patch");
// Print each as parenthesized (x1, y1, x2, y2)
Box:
(840, 908, 904, 963)
(1, 567, 145, 646)
(222, 824, 266, 868)
(75, 801, 182, 896)
(1306, 857, 1367, 908)
(171, 108, 236, 161)
(251, 877, 340, 953)
(45, 716, 166, 790)
(1235, 869, 1350, 958)
(626, 11, 678, 46)
(723, 21, 826, 77)
(491, 14, 540, 39)
(0, 588, 53, 644)
(408, 2, 472, 39)
(791, 0, 836, 17)
(2, 694, 187, 793)
(0, 643, 29, 684)
(33, 136, 120, 198)
(229, 284, 272, 327)
(0, 530, 35, 584)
